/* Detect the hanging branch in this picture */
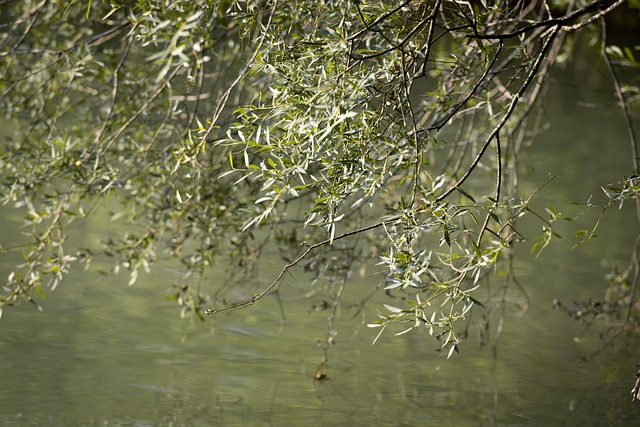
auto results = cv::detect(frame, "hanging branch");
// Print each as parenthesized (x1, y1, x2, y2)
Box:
(204, 219, 396, 314)
(434, 26, 561, 204)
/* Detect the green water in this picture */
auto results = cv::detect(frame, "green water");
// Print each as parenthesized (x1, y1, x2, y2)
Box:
(1, 61, 640, 426)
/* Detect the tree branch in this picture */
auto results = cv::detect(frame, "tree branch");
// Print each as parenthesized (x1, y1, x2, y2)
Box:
(468, 0, 621, 40)
(204, 219, 395, 314)
(434, 26, 560, 204)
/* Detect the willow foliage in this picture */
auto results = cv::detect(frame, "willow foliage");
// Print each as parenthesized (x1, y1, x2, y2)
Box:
(1, 1, 638, 355)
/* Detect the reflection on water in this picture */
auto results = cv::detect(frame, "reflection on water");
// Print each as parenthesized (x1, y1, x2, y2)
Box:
(2, 63, 640, 427)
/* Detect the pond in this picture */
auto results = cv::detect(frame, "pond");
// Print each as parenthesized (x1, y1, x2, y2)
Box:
(1, 54, 640, 426)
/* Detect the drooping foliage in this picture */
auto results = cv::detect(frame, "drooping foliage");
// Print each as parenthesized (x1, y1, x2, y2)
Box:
(0, 0, 638, 357)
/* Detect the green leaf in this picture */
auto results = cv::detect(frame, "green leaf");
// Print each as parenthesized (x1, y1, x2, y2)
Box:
(456, 187, 476, 203)
(470, 240, 481, 256)
(468, 296, 486, 308)
(624, 46, 636, 64)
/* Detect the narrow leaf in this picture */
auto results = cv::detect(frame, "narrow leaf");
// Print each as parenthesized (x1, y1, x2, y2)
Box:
(456, 187, 476, 203)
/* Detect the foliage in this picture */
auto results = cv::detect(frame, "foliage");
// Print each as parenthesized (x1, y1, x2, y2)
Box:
(0, 0, 638, 360)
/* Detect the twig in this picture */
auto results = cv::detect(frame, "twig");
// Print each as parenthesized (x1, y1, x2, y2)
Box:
(468, 0, 621, 40)
(435, 26, 560, 204)
(601, 19, 640, 221)
(199, 0, 279, 146)
(204, 219, 395, 314)
(427, 40, 503, 132)
(562, 0, 626, 31)
(346, 0, 414, 42)
(476, 131, 502, 247)
(350, 4, 439, 61)
(581, 19, 640, 363)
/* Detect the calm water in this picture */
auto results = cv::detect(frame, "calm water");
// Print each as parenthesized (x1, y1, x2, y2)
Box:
(1, 60, 640, 426)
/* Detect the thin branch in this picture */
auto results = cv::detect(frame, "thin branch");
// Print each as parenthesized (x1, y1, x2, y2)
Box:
(199, 0, 279, 146)
(427, 39, 503, 132)
(434, 26, 560, 204)
(204, 219, 395, 314)
(350, 5, 438, 61)
(80, 64, 183, 165)
(601, 19, 640, 213)
(93, 35, 134, 147)
(0, 20, 130, 57)
(577, 17, 640, 367)
(600, 18, 640, 341)
(418, 0, 442, 77)
(476, 132, 502, 247)
(0, 0, 46, 73)
(562, 0, 626, 31)
(468, 0, 619, 40)
(347, 0, 414, 42)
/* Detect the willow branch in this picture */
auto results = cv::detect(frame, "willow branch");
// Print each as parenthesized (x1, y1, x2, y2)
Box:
(428, 39, 503, 132)
(435, 26, 560, 204)
(199, 1, 278, 145)
(205, 219, 395, 314)
(80, 64, 183, 165)
(476, 132, 502, 247)
(347, 0, 414, 42)
(350, 4, 438, 61)
(469, 0, 620, 40)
